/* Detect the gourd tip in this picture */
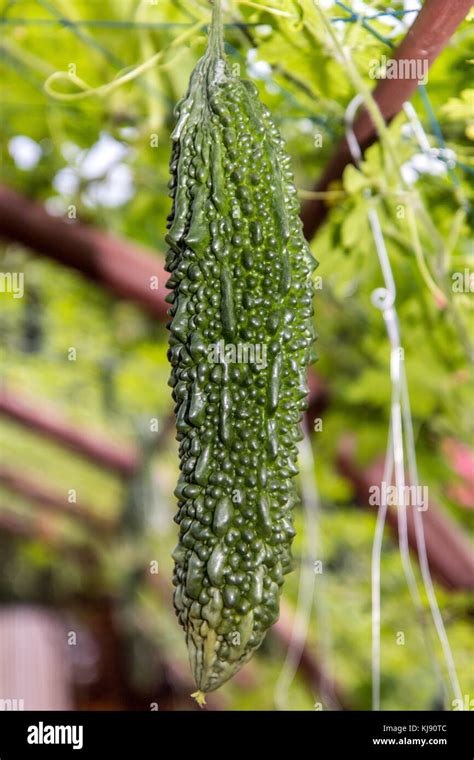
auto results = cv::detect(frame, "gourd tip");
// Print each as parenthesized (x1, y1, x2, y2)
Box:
(191, 690, 207, 707)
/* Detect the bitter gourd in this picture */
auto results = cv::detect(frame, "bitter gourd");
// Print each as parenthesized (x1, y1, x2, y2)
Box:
(166, 0, 317, 696)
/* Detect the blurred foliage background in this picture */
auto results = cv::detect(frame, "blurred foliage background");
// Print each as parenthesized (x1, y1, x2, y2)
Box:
(0, 0, 472, 711)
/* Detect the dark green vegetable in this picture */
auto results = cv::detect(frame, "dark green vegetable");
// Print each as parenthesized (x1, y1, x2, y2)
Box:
(166, 0, 317, 698)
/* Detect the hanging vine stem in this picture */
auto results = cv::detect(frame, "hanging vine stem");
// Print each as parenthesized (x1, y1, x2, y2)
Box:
(333, 2, 468, 197)
(43, 20, 203, 101)
(273, 422, 340, 711)
(273, 423, 316, 710)
(386, 306, 449, 710)
(370, 201, 456, 711)
(400, 363, 464, 709)
(301, 422, 341, 711)
(309, 3, 398, 178)
(309, 2, 444, 249)
(371, 424, 393, 712)
(309, 1, 472, 364)
(405, 203, 448, 307)
(345, 95, 464, 711)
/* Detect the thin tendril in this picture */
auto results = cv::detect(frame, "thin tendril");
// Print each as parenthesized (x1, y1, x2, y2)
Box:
(236, 0, 295, 18)
(43, 21, 203, 101)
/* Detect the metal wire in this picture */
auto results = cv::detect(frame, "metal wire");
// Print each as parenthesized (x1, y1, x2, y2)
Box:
(0, 17, 261, 29)
(345, 94, 464, 711)
(0, 0, 467, 182)
(334, 2, 468, 184)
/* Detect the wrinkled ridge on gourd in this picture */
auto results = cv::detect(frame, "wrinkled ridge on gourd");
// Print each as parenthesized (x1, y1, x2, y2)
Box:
(166, 5, 317, 694)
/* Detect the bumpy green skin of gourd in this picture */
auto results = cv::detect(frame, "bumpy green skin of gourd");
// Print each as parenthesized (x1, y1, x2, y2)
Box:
(166, 11, 317, 694)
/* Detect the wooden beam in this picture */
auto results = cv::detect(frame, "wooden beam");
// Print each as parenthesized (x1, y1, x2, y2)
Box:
(0, 388, 138, 476)
(0, 185, 169, 319)
(0, 466, 115, 531)
(337, 438, 474, 591)
(301, 0, 472, 239)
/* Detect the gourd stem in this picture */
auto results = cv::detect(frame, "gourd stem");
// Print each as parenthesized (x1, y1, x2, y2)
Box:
(209, 0, 225, 58)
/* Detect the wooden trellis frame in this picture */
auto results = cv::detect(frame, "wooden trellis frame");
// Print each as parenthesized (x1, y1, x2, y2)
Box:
(1, 387, 472, 592)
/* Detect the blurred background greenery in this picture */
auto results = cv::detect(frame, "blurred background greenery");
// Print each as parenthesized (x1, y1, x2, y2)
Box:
(0, 0, 472, 711)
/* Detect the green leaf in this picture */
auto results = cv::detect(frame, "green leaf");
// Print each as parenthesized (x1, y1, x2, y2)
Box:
(341, 201, 368, 249)
(343, 164, 369, 194)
